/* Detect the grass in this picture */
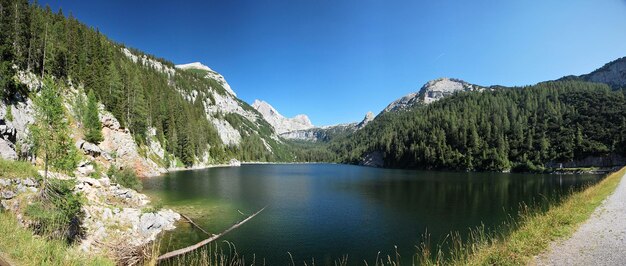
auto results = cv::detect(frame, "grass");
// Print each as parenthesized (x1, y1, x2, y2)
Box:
(416, 166, 626, 265)
(0, 211, 114, 266)
(0, 158, 39, 179)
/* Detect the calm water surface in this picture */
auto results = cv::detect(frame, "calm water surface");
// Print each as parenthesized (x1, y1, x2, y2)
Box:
(143, 164, 602, 265)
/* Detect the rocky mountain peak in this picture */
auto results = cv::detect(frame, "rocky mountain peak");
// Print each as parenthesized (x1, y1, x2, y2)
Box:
(580, 57, 626, 89)
(252, 100, 314, 134)
(175, 62, 213, 72)
(356, 111, 374, 129)
(382, 78, 482, 113)
(174, 61, 236, 96)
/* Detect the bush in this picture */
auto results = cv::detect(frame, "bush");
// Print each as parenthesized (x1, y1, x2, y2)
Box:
(108, 167, 142, 192)
(25, 179, 84, 243)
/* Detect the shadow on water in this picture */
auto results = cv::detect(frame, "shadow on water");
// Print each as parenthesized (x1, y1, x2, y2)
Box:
(143, 164, 602, 265)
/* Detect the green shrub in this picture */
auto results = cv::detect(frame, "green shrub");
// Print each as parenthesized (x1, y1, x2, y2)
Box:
(25, 179, 84, 243)
(108, 167, 142, 191)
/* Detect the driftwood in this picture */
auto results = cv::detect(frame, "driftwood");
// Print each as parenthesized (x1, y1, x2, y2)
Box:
(157, 206, 266, 261)
(180, 213, 213, 237)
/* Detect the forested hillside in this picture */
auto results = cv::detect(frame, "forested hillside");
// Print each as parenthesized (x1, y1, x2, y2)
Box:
(0, 0, 328, 166)
(329, 81, 626, 171)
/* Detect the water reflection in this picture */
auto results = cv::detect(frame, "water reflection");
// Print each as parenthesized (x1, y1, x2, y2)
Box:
(144, 164, 601, 265)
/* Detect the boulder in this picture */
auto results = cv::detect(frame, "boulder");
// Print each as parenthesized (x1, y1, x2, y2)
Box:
(0, 139, 17, 160)
(1, 190, 16, 199)
(76, 140, 102, 157)
(229, 158, 241, 167)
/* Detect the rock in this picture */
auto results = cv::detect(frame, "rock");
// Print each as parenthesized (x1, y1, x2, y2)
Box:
(101, 152, 113, 161)
(78, 177, 101, 188)
(0, 124, 17, 142)
(0, 139, 17, 160)
(0, 179, 10, 187)
(252, 100, 314, 134)
(100, 112, 121, 130)
(22, 178, 37, 187)
(1, 190, 16, 199)
(77, 164, 95, 176)
(77, 140, 102, 157)
(360, 151, 384, 168)
(356, 111, 374, 129)
(382, 78, 485, 113)
(229, 158, 241, 167)
(577, 56, 626, 89)
(139, 209, 181, 236)
(99, 177, 111, 187)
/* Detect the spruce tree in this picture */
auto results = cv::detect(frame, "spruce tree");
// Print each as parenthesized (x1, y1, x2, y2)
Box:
(84, 89, 103, 143)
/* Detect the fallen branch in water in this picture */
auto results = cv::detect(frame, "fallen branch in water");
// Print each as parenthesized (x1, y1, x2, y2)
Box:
(180, 213, 213, 237)
(157, 206, 267, 261)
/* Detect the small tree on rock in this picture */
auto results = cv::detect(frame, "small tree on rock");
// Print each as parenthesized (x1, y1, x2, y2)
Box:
(84, 90, 103, 143)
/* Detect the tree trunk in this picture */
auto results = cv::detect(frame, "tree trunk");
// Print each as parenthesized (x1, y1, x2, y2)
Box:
(41, 22, 47, 78)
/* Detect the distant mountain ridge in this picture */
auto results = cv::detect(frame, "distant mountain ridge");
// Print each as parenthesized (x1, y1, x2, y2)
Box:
(251, 100, 314, 134)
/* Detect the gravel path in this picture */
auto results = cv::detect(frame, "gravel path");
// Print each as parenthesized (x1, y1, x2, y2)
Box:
(535, 172, 626, 266)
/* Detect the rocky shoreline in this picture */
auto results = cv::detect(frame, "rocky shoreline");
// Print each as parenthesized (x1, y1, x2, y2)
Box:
(0, 170, 180, 263)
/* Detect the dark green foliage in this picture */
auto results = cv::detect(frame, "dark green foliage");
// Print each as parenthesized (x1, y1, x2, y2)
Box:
(108, 166, 142, 192)
(330, 81, 626, 171)
(83, 90, 103, 143)
(26, 179, 84, 243)
(30, 77, 79, 177)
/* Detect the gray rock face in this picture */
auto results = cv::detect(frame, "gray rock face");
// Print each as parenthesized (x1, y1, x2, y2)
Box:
(0, 139, 17, 160)
(360, 151, 384, 168)
(382, 78, 484, 113)
(356, 111, 374, 129)
(252, 99, 314, 134)
(580, 57, 626, 89)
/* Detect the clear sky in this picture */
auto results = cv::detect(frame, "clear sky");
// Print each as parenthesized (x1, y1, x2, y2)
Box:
(39, 0, 626, 126)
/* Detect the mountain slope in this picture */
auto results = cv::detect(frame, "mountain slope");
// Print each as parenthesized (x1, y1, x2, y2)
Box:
(560, 57, 626, 89)
(0, 1, 313, 171)
(330, 80, 626, 170)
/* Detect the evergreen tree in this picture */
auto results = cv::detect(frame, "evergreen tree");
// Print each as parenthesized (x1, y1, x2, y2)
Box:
(30, 76, 79, 189)
(84, 90, 103, 143)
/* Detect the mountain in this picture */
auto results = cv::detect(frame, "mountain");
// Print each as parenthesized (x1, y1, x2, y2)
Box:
(382, 78, 485, 113)
(281, 111, 374, 142)
(175, 62, 237, 96)
(251, 100, 314, 134)
(560, 57, 626, 89)
(330, 79, 626, 170)
(0, 1, 327, 172)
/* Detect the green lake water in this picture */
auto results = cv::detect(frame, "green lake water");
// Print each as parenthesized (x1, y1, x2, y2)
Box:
(142, 163, 602, 265)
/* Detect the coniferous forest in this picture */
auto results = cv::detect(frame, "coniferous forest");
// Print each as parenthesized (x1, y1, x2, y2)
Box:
(0, 0, 335, 166)
(329, 81, 626, 171)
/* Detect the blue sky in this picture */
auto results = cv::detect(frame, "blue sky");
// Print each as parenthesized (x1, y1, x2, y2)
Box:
(40, 0, 626, 125)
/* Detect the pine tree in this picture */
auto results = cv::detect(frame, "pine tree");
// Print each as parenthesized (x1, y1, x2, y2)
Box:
(84, 90, 103, 143)
(30, 76, 79, 190)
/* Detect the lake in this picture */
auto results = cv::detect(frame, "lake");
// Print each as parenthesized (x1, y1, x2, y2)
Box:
(142, 163, 602, 265)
